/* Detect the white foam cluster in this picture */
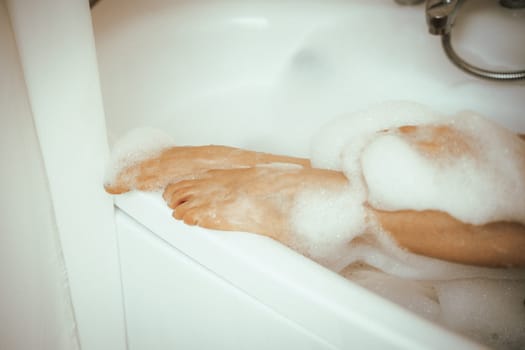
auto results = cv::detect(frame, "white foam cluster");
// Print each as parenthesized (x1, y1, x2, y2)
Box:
(289, 186, 367, 270)
(361, 112, 525, 225)
(310, 101, 442, 171)
(295, 101, 525, 270)
(104, 127, 175, 186)
(290, 102, 441, 267)
(298, 101, 525, 349)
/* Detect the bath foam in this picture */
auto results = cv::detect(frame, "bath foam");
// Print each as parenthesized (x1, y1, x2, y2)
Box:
(342, 263, 525, 350)
(104, 127, 175, 188)
(295, 102, 525, 272)
(310, 101, 443, 171)
(360, 112, 525, 225)
(307, 102, 525, 349)
(289, 186, 368, 270)
(305, 101, 447, 270)
(303, 102, 445, 267)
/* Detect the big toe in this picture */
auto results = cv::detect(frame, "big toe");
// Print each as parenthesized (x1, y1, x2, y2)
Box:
(104, 182, 130, 194)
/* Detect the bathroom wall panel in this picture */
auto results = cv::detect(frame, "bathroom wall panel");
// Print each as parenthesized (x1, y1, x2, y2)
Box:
(0, 1, 79, 349)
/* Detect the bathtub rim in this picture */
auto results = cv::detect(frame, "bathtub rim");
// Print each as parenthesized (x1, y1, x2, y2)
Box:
(114, 191, 484, 349)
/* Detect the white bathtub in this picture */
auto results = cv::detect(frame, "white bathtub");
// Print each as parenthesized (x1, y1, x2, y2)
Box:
(114, 191, 482, 349)
(91, 0, 525, 349)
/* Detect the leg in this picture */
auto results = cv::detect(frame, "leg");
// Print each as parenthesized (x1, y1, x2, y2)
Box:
(375, 209, 525, 268)
(159, 124, 525, 268)
(162, 166, 525, 268)
(106, 129, 523, 194)
(105, 145, 310, 194)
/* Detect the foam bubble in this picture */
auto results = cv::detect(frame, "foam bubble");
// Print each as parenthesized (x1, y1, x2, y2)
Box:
(360, 112, 525, 225)
(304, 102, 525, 349)
(298, 101, 444, 269)
(289, 186, 367, 270)
(310, 101, 442, 171)
(104, 127, 175, 187)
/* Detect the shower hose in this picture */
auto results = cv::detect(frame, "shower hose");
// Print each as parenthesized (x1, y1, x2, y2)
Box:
(441, 32, 525, 82)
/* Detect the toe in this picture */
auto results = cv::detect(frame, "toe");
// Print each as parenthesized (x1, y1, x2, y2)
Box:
(104, 182, 130, 194)
(168, 187, 200, 208)
(164, 181, 196, 205)
(181, 203, 222, 227)
(163, 180, 197, 202)
(163, 183, 178, 202)
(197, 212, 225, 230)
(173, 200, 197, 220)
(182, 207, 203, 225)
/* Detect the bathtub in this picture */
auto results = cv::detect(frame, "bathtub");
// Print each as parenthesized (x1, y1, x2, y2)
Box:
(7, 0, 523, 349)
(114, 191, 481, 349)
(91, 0, 525, 348)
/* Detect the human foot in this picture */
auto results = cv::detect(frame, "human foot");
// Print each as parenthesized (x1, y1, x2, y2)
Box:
(105, 145, 310, 194)
(162, 166, 349, 243)
(162, 164, 525, 267)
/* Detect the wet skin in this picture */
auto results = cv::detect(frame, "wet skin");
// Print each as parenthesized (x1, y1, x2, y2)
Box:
(105, 127, 525, 268)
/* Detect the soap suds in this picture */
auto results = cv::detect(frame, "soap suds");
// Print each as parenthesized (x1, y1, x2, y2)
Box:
(310, 101, 442, 171)
(289, 186, 367, 270)
(104, 127, 175, 187)
(296, 101, 447, 268)
(305, 102, 525, 349)
(105, 102, 525, 350)
(361, 112, 525, 225)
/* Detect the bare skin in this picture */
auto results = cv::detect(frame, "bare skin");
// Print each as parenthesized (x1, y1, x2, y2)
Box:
(162, 166, 525, 268)
(105, 145, 310, 194)
(106, 127, 525, 268)
(162, 166, 346, 243)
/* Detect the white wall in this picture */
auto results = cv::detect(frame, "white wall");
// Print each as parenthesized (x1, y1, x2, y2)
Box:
(5, 1, 127, 348)
(0, 1, 79, 349)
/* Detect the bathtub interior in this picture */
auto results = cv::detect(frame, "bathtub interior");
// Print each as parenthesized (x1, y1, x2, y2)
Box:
(93, 0, 525, 154)
(92, 0, 525, 349)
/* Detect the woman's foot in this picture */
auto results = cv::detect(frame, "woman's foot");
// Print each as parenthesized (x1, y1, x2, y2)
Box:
(162, 166, 348, 243)
(105, 145, 310, 194)
(159, 124, 525, 268)
(105, 123, 525, 268)
(162, 165, 525, 267)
